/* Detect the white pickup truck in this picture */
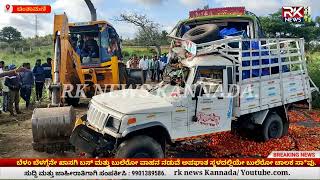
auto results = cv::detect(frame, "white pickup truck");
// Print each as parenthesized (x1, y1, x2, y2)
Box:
(69, 7, 318, 158)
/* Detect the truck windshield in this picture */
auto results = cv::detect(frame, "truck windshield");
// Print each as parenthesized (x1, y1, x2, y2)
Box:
(148, 65, 190, 94)
(179, 20, 252, 38)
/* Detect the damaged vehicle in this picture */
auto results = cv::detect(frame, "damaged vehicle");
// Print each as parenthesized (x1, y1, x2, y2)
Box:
(69, 7, 318, 158)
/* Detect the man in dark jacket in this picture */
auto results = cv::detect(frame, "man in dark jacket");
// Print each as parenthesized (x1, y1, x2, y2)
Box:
(5, 64, 22, 116)
(20, 63, 34, 108)
(42, 58, 52, 100)
(33, 59, 45, 101)
(42, 58, 52, 79)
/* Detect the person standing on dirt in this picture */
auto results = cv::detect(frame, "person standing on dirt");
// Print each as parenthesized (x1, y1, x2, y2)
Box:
(126, 58, 132, 69)
(20, 63, 34, 109)
(42, 58, 52, 100)
(0, 66, 9, 112)
(160, 53, 168, 64)
(42, 58, 52, 80)
(5, 64, 22, 116)
(0, 61, 4, 74)
(33, 59, 45, 102)
(139, 56, 149, 83)
(149, 56, 156, 81)
(154, 56, 161, 82)
(159, 60, 165, 81)
(0, 61, 4, 114)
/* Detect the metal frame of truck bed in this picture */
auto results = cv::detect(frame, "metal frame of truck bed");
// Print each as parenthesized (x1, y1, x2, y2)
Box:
(195, 37, 318, 116)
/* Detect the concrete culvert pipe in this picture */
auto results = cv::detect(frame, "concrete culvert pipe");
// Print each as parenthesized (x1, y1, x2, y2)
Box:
(182, 24, 219, 44)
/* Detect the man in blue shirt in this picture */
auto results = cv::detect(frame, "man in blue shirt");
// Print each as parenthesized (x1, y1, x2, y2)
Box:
(160, 53, 168, 64)
(42, 58, 52, 79)
(5, 64, 22, 116)
(20, 63, 34, 108)
(33, 59, 45, 102)
(42, 58, 52, 100)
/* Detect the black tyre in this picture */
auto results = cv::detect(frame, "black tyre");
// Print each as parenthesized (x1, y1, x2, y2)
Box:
(115, 136, 164, 158)
(65, 97, 80, 107)
(262, 113, 284, 141)
(182, 24, 219, 44)
(119, 63, 128, 84)
(127, 69, 144, 85)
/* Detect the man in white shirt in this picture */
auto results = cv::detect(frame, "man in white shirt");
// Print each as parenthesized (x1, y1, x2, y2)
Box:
(126, 59, 131, 69)
(0, 61, 4, 114)
(0, 61, 3, 73)
(159, 60, 166, 81)
(139, 56, 149, 83)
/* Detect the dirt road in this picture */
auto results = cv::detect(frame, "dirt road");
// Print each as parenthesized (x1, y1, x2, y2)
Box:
(0, 103, 319, 158)
(0, 103, 88, 158)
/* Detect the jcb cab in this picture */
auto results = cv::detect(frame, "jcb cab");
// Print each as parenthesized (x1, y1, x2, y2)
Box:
(31, 2, 143, 152)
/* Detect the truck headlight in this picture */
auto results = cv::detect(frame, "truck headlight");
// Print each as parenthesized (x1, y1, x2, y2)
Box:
(106, 116, 121, 130)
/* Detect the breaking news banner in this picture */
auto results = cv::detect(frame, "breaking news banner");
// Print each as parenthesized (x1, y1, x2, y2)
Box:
(0, 151, 318, 179)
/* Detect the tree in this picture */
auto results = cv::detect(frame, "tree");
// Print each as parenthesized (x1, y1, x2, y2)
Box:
(259, 10, 320, 47)
(0, 26, 22, 44)
(315, 16, 320, 27)
(116, 13, 169, 55)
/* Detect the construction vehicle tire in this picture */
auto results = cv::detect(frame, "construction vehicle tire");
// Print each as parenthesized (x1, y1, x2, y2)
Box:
(32, 106, 76, 153)
(65, 96, 80, 107)
(127, 69, 144, 85)
(182, 24, 219, 44)
(119, 63, 128, 85)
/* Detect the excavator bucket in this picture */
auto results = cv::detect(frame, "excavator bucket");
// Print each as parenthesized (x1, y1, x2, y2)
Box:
(31, 106, 76, 153)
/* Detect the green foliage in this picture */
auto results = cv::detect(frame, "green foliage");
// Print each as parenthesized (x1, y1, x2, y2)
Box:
(0, 45, 53, 67)
(307, 52, 320, 108)
(0, 42, 9, 49)
(259, 9, 320, 47)
(0, 26, 22, 44)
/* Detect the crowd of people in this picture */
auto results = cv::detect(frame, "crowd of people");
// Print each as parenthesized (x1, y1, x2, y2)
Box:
(0, 58, 52, 117)
(126, 54, 168, 83)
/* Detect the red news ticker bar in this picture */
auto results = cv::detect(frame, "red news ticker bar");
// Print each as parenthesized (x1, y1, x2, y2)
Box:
(11, 5, 51, 14)
(0, 158, 319, 167)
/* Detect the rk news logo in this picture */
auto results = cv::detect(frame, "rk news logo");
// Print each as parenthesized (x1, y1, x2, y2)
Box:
(282, 7, 311, 23)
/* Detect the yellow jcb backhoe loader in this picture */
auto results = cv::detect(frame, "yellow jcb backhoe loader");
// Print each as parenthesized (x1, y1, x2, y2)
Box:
(31, 0, 143, 152)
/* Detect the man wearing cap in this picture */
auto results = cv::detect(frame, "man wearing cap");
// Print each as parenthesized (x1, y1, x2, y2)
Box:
(5, 64, 22, 116)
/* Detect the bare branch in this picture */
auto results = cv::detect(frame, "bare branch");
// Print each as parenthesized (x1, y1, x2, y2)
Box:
(115, 12, 167, 55)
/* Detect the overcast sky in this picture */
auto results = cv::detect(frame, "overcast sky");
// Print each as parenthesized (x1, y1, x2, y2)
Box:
(0, 0, 319, 38)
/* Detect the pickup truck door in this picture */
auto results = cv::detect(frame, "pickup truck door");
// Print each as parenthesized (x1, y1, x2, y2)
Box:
(188, 66, 233, 134)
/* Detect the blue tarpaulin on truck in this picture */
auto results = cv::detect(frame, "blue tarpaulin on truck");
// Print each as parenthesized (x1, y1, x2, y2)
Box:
(219, 28, 289, 80)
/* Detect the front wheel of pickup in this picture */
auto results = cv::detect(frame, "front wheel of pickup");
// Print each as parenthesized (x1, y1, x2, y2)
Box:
(115, 135, 164, 158)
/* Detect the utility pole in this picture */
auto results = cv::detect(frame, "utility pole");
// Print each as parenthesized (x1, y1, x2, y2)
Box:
(35, 15, 38, 47)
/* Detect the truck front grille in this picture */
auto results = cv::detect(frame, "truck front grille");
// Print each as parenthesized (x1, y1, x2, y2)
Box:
(87, 104, 108, 131)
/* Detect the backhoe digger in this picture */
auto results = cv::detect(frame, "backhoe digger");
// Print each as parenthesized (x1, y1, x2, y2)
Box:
(31, 0, 143, 152)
